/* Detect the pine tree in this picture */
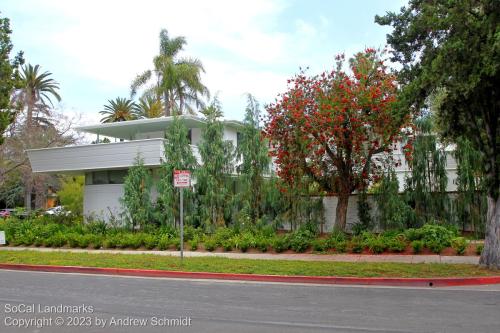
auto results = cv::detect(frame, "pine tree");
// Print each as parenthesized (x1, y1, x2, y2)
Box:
(236, 94, 270, 221)
(156, 116, 197, 226)
(120, 154, 152, 230)
(196, 100, 234, 227)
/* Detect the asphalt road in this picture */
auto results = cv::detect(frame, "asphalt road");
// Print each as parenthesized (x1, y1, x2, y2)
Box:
(0, 270, 499, 333)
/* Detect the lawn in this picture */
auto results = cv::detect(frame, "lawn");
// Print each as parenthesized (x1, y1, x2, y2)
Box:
(0, 250, 496, 278)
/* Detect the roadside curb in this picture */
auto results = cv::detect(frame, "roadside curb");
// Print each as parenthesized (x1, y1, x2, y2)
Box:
(1, 263, 499, 287)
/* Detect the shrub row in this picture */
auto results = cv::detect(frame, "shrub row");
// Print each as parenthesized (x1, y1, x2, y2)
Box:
(0, 216, 472, 255)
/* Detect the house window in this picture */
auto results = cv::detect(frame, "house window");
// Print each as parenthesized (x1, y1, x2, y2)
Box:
(85, 170, 128, 185)
(187, 129, 192, 144)
(92, 171, 108, 184)
(109, 170, 128, 184)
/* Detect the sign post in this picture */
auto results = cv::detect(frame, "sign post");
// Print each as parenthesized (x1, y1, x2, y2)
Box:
(173, 170, 191, 263)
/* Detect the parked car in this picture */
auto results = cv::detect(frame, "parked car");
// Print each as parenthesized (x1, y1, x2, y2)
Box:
(0, 209, 13, 218)
(45, 206, 71, 216)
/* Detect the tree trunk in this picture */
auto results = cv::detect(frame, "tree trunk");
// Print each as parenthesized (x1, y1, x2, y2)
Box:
(164, 91, 170, 117)
(335, 193, 350, 231)
(479, 194, 500, 269)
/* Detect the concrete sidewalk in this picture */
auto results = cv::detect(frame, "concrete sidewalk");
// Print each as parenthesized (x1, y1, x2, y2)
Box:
(0, 246, 479, 264)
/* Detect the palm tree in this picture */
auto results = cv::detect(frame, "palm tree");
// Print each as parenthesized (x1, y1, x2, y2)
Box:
(130, 29, 209, 116)
(133, 96, 163, 119)
(16, 64, 61, 128)
(99, 97, 136, 123)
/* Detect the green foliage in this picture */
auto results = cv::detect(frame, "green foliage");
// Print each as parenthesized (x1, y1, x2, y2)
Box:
(143, 234, 158, 250)
(311, 239, 327, 252)
(349, 235, 365, 253)
(355, 190, 372, 234)
(374, 169, 413, 230)
(157, 235, 170, 251)
(57, 176, 84, 216)
(271, 235, 290, 253)
(387, 234, 407, 253)
(196, 101, 234, 227)
(376, 0, 499, 203)
(454, 137, 487, 236)
(203, 237, 217, 252)
(451, 237, 467, 255)
(99, 97, 136, 123)
(404, 116, 450, 224)
(365, 236, 387, 254)
(0, 12, 22, 144)
(476, 244, 484, 256)
(411, 240, 424, 254)
(189, 238, 199, 251)
(235, 94, 271, 220)
(130, 29, 209, 116)
(156, 116, 197, 226)
(289, 229, 314, 253)
(120, 154, 152, 229)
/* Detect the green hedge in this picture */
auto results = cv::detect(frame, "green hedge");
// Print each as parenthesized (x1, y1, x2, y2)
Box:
(0, 216, 468, 255)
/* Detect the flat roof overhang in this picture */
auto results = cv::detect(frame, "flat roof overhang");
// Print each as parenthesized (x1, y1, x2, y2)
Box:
(76, 115, 243, 140)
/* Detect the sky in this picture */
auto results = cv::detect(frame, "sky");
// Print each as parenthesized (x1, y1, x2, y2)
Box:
(2, 0, 406, 125)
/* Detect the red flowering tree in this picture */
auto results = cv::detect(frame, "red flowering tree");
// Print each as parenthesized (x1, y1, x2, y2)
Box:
(265, 49, 412, 230)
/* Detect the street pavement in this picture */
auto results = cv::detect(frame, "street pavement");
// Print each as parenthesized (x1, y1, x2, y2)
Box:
(0, 246, 480, 264)
(0, 269, 499, 333)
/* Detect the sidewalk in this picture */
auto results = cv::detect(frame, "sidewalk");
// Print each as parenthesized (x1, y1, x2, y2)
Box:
(0, 246, 479, 264)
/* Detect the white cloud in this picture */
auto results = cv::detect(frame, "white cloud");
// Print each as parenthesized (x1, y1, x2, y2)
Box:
(4, 0, 341, 120)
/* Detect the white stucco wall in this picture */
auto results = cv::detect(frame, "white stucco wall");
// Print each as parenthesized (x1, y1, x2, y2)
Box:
(84, 184, 124, 222)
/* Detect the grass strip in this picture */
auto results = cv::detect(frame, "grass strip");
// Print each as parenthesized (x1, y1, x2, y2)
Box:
(0, 250, 496, 278)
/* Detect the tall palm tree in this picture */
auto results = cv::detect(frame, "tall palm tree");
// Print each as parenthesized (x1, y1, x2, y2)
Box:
(99, 97, 136, 123)
(133, 96, 163, 119)
(16, 64, 61, 128)
(130, 29, 209, 116)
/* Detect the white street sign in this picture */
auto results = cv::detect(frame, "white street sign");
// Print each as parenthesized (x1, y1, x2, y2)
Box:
(173, 170, 191, 188)
(0, 231, 5, 245)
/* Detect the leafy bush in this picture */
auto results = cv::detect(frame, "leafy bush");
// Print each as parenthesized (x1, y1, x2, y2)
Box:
(204, 237, 217, 252)
(221, 239, 233, 252)
(366, 236, 387, 254)
(290, 231, 312, 253)
(311, 239, 327, 252)
(326, 231, 347, 252)
(272, 236, 289, 253)
(420, 224, 457, 248)
(404, 228, 423, 241)
(231, 235, 250, 253)
(427, 240, 445, 254)
(189, 238, 199, 251)
(84, 221, 107, 235)
(66, 233, 80, 248)
(349, 236, 364, 253)
(157, 235, 170, 251)
(475, 244, 484, 255)
(387, 234, 407, 252)
(103, 234, 120, 249)
(451, 237, 467, 255)
(83, 234, 102, 249)
(43, 232, 67, 248)
(255, 236, 269, 252)
(143, 235, 158, 250)
(411, 240, 424, 254)
(214, 228, 235, 247)
(170, 237, 181, 250)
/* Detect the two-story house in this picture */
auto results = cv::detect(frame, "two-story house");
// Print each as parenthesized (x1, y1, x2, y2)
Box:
(27, 115, 242, 221)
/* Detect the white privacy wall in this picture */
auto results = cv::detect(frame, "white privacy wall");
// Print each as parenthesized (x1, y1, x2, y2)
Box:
(84, 184, 124, 222)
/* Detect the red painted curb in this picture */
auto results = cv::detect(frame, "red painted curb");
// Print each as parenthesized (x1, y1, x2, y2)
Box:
(0, 263, 499, 287)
